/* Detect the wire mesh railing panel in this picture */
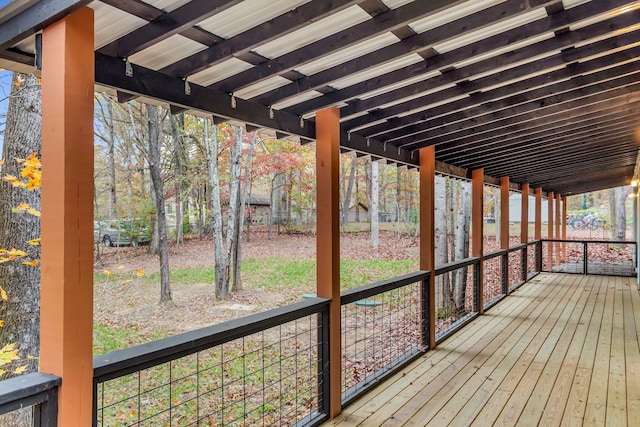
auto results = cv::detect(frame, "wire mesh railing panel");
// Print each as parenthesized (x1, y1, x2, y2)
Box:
(542, 241, 585, 274)
(586, 241, 637, 277)
(527, 242, 539, 278)
(341, 281, 422, 402)
(508, 249, 524, 292)
(95, 312, 325, 427)
(435, 263, 477, 340)
(483, 254, 504, 309)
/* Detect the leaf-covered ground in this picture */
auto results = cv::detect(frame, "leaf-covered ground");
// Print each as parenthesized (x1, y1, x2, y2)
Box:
(93, 230, 420, 354)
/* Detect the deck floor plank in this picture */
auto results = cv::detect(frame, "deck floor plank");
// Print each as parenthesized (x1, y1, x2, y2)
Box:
(324, 274, 640, 427)
(331, 279, 546, 427)
(419, 275, 580, 427)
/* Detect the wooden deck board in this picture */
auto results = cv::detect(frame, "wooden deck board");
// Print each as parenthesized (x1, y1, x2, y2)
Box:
(325, 273, 640, 427)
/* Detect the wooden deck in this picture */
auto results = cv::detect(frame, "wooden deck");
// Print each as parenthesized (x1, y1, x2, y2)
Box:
(325, 273, 640, 426)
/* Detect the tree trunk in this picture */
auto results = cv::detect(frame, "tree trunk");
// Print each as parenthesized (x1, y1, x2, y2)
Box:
(454, 181, 471, 314)
(209, 120, 228, 297)
(147, 105, 172, 304)
(169, 114, 185, 245)
(494, 187, 501, 244)
(342, 155, 356, 225)
(0, 73, 42, 427)
(105, 95, 117, 218)
(231, 131, 258, 292)
(615, 186, 626, 240)
(434, 175, 450, 308)
(371, 160, 379, 248)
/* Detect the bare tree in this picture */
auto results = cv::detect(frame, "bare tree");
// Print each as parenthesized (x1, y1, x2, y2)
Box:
(147, 105, 172, 304)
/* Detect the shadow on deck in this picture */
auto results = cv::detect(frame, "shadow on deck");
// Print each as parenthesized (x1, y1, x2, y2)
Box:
(325, 273, 640, 426)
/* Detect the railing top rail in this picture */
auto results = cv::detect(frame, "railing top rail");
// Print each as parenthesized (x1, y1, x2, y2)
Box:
(341, 271, 429, 305)
(0, 372, 60, 414)
(94, 297, 330, 383)
(434, 257, 480, 276)
(484, 249, 507, 260)
(542, 239, 637, 245)
(508, 243, 527, 252)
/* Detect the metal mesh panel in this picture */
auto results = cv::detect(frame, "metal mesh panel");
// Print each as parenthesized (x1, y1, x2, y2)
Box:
(341, 282, 422, 402)
(508, 249, 524, 292)
(435, 264, 477, 340)
(586, 242, 636, 277)
(542, 241, 585, 274)
(95, 316, 323, 427)
(527, 242, 539, 278)
(483, 254, 504, 308)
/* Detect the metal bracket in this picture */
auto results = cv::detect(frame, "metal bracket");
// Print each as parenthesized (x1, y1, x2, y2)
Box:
(299, 116, 304, 128)
(231, 94, 237, 109)
(34, 34, 42, 70)
(184, 79, 191, 96)
(269, 106, 274, 119)
(125, 59, 133, 77)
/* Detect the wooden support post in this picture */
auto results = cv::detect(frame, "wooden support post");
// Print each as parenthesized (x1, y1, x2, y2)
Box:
(500, 177, 510, 294)
(521, 184, 529, 244)
(315, 107, 341, 418)
(534, 188, 542, 241)
(548, 191, 555, 268)
(472, 169, 484, 314)
(40, 8, 94, 426)
(419, 146, 436, 349)
(555, 194, 562, 263)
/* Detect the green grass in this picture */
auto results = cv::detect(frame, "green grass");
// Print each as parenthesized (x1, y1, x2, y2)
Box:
(94, 323, 166, 355)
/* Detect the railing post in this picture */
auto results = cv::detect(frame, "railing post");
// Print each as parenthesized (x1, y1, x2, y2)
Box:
(318, 305, 331, 417)
(537, 240, 542, 273)
(583, 241, 589, 275)
(521, 247, 527, 282)
(421, 277, 430, 347)
(548, 191, 555, 269)
(315, 107, 341, 417)
(33, 386, 58, 427)
(419, 147, 436, 349)
(472, 169, 485, 314)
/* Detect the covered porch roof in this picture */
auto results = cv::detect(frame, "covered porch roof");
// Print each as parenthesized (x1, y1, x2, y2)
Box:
(1, 0, 640, 194)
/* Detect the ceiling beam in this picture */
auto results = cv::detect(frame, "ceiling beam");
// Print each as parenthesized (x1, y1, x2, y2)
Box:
(160, 0, 364, 78)
(249, 0, 556, 106)
(341, 22, 640, 132)
(212, 0, 461, 92)
(94, 52, 418, 167)
(293, 5, 640, 118)
(0, 0, 90, 50)
(98, 0, 244, 58)
(387, 62, 640, 149)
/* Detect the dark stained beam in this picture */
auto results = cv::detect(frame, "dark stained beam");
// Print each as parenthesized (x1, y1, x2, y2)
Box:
(295, 7, 640, 119)
(0, 47, 34, 65)
(341, 22, 640, 131)
(0, 0, 90, 50)
(437, 104, 640, 159)
(94, 53, 417, 167)
(116, 91, 137, 103)
(212, 0, 460, 92)
(160, 0, 362, 77)
(386, 62, 640, 149)
(249, 0, 556, 106)
(431, 93, 637, 151)
(447, 118, 638, 169)
(524, 165, 636, 194)
(99, 0, 244, 58)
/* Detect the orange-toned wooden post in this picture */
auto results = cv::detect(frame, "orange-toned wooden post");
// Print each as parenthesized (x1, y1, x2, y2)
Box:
(472, 169, 484, 314)
(521, 184, 529, 244)
(40, 7, 94, 426)
(534, 188, 542, 241)
(521, 183, 529, 281)
(548, 191, 555, 267)
(555, 193, 562, 262)
(500, 177, 510, 294)
(562, 196, 567, 261)
(419, 146, 436, 349)
(315, 107, 341, 417)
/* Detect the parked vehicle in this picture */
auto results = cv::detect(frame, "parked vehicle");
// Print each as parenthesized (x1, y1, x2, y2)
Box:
(95, 219, 150, 247)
